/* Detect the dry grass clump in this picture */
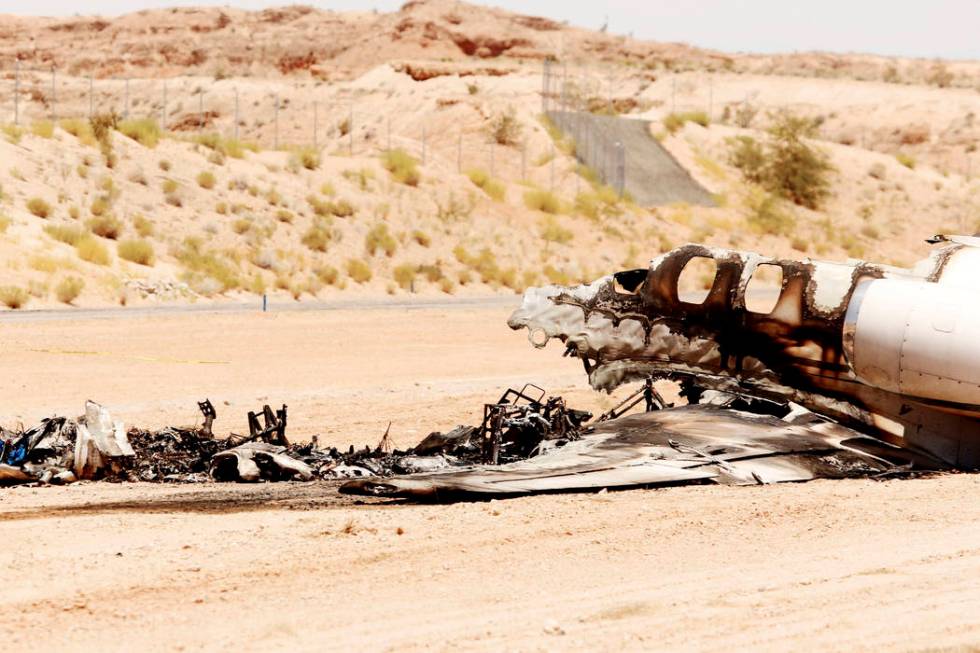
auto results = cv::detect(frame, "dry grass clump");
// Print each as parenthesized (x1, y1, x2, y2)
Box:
(197, 171, 216, 189)
(382, 149, 420, 186)
(0, 214, 11, 233)
(31, 119, 55, 139)
(343, 168, 375, 190)
(276, 209, 294, 224)
(55, 277, 84, 304)
(90, 196, 110, 217)
(575, 185, 625, 221)
(45, 224, 85, 245)
(524, 189, 562, 214)
(466, 168, 506, 201)
(664, 111, 710, 134)
(393, 263, 416, 290)
(745, 187, 796, 236)
(0, 286, 28, 309)
(314, 265, 340, 286)
(365, 224, 398, 257)
(27, 197, 52, 218)
(301, 220, 336, 252)
(60, 118, 96, 146)
(174, 236, 240, 294)
(540, 216, 574, 245)
(194, 133, 257, 159)
(75, 236, 110, 265)
(87, 215, 123, 239)
(162, 179, 179, 194)
(118, 239, 155, 266)
(412, 230, 431, 247)
(2, 124, 24, 144)
(289, 146, 321, 171)
(346, 258, 372, 284)
(232, 218, 252, 235)
(159, 159, 172, 171)
(896, 153, 916, 169)
(133, 214, 154, 237)
(117, 118, 161, 148)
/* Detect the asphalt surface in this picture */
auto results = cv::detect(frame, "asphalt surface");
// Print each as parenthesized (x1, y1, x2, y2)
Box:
(0, 294, 520, 323)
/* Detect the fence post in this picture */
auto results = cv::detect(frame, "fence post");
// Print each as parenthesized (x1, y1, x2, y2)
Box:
(386, 115, 391, 151)
(274, 93, 279, 149)
(457, 131, 462, 172)
(348, 104, 353, 155)
(521, 140, 526, 181)
(13, 60, 19, 125)
(234, 88, 239, 141)
(198, 88, 204, 132)
(88, 73, 94, 119)
(616, 142, 626, 198)
(671, 76, 677, 113)
(422, 123, 427, 164)
(51, 67, 56, 122)
(313, 100, 318, 148)
(489, 143, 494, 177)
(550, 144, 556, 191)
(708, 75, 714, 121)
(161, 81, 167, 130)
(541, 59, 550, 114)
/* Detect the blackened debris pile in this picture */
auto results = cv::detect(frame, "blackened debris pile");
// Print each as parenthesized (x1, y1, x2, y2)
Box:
(0, 387, 593, 487)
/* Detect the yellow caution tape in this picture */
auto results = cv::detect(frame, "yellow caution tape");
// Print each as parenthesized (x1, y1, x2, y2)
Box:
(29, 348, 230, 365)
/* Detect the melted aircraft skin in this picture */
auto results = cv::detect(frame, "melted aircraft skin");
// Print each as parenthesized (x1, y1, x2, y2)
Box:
(508, 243, 980, 463)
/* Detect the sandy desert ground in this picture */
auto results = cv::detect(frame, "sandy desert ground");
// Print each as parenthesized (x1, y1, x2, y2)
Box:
(3, 301, 980, 652)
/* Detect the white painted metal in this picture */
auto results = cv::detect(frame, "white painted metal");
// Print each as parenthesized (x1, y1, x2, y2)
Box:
(846, 279, 980, 405)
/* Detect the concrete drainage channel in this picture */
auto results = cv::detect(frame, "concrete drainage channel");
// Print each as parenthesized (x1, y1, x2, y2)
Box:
(548, 111, 716, 208)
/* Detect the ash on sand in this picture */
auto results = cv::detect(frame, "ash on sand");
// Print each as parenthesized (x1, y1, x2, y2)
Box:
(0, 387, 589, 488)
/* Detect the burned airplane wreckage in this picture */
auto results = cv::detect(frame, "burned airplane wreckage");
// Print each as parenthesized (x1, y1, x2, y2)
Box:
(342, 238, 980, 499)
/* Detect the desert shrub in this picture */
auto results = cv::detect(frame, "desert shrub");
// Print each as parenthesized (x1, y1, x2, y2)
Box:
(26, 197, 52, 218)
(31, 119, 54, 138)
(488, 108, 522, 146)
(540, 216, 574, 245)
(346, 258, 372, 283)
(466, 168, 506, 201)
(302, 221, 335, 252)
(728, 111, 833, 210)
(0, 286, 28, 309)
(382, 149, 420, 186)
(45, 224, 85, 245)
(896, 153, 916, 169)
(118, 239, 155, 265)
(276, 209, 294, 224)
(55, 277, 84, 304)
(868, 162, 887, 180)
(439, 277, 455, 294)
(664, 111, 710, 134)
(197, 171, 216, 189)
(412, 230, 431, 247)
(162, 179, 178, 194)
(75, 236, 110, 265)
(0, 214, 10, 233)
(393, 263, 416, 290)
(89, 112, 118, 164)
(320, 182, 336, 197)
(133, 214, 154, 237)
(524, 189, 562, 214)
(365, 224, 398, 257)
(745, 188, 796, 236)
(59, 118, 95, 146)
(117, 118, 161, 148)
(87, 215, 123, 239)
(734, 104, 759, 128)
(159, 159, 172, 172)
(289, 146, 321, 171)
(927, 62, 953, 88)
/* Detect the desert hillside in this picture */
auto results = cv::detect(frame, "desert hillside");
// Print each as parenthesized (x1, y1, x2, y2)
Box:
(0, 0, 977, 308)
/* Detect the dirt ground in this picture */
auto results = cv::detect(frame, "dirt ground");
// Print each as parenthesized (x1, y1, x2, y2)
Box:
(3, 301, 980, 651)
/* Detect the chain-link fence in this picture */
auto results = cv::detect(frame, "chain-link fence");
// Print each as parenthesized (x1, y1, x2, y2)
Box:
(2, 59, 976, 183)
